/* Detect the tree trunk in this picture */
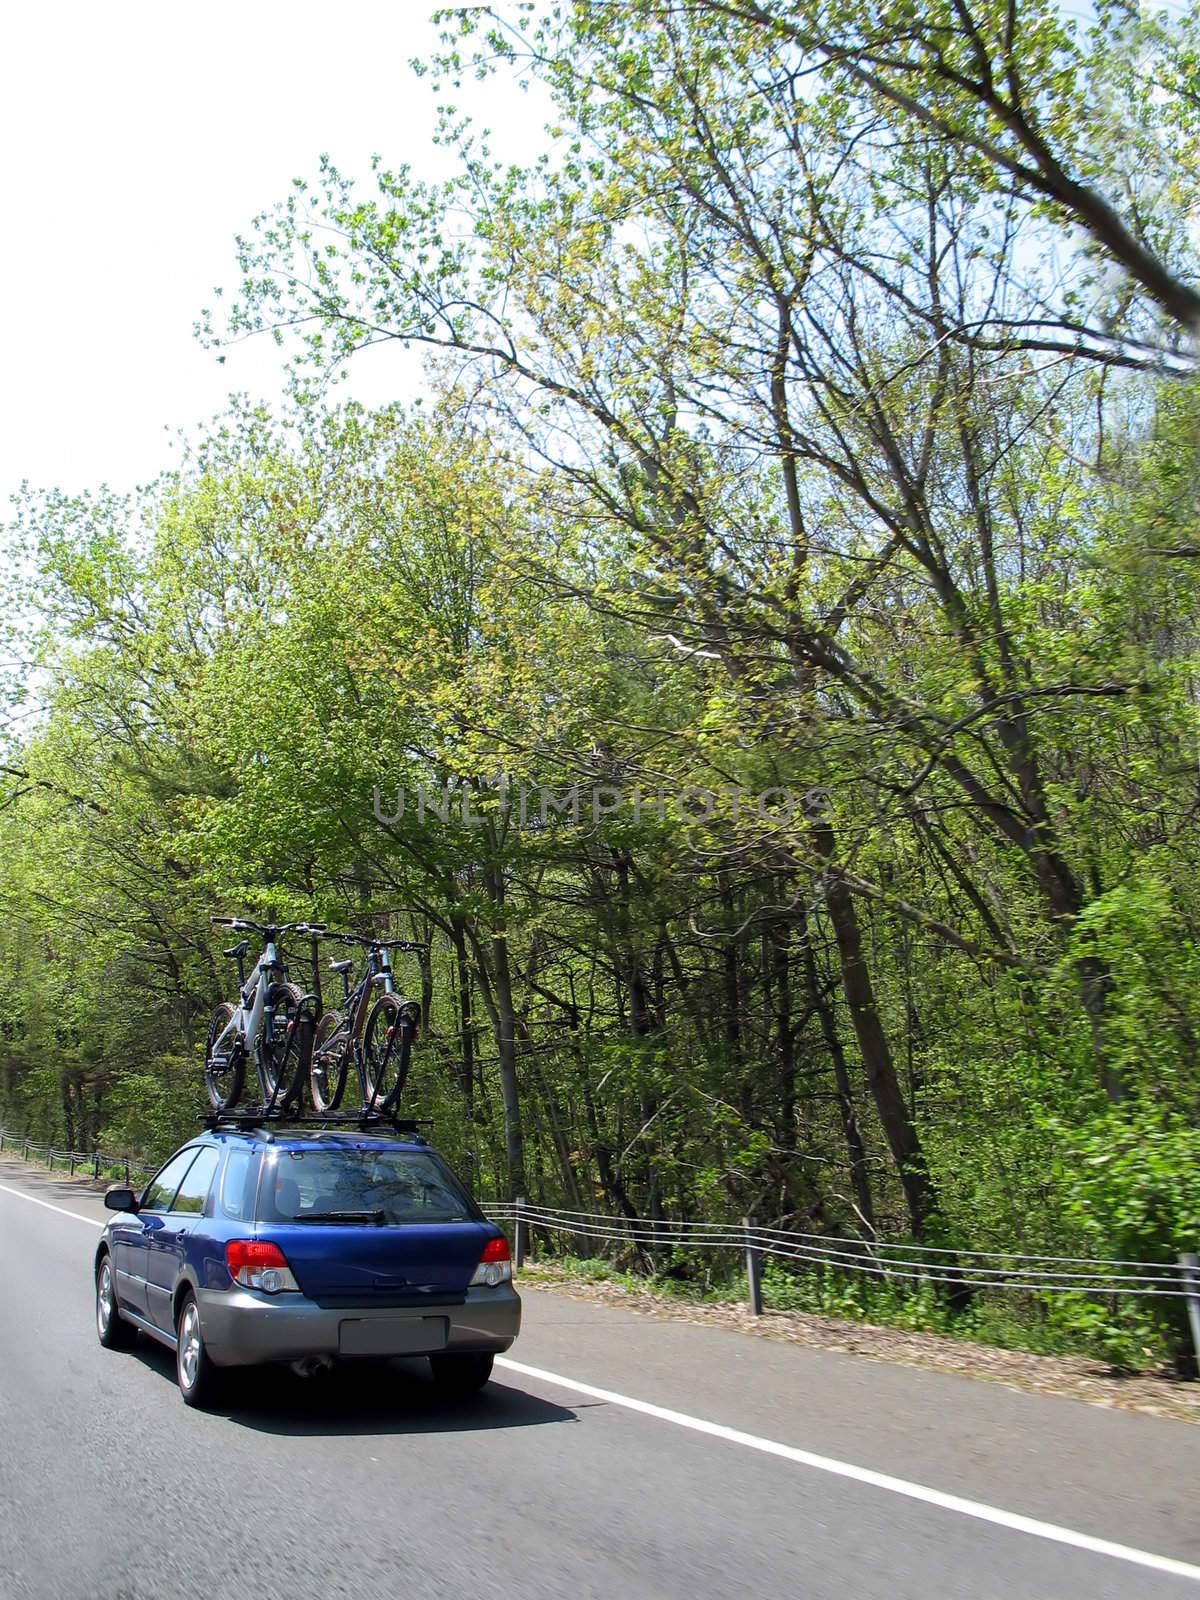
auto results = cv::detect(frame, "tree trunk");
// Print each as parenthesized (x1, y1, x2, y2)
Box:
(813, 825, 935, 1235)
(769, 920, 797, 1155)
(464, 868, 526, 1200)
(799, 916, 876, 1234)
(488, 932, 526, 1199)
(449, 916, 477, 1185)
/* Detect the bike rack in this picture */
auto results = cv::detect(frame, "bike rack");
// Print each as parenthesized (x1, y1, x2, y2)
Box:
(199, 1105, 432, 1140)
(257, 992, 319, 1120)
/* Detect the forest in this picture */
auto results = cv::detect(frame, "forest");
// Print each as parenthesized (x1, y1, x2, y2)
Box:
(2, 0, 1199, 1366)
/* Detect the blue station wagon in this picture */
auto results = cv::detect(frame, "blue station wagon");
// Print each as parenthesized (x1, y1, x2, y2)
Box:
(94, 1127, 521, 1406)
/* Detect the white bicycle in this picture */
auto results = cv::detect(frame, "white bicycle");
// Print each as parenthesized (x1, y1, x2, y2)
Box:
(203, 918, 322, 1111)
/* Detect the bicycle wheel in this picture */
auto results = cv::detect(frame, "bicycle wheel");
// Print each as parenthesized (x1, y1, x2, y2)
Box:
(309, 1011, 349, 1113)
(261, 981, 308, 1105)
(204, 1002, 245, 1111)
(363, 995, 420, 1111)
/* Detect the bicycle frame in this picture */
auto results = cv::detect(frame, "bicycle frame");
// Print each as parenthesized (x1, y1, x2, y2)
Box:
(211, 939, 284, 1086)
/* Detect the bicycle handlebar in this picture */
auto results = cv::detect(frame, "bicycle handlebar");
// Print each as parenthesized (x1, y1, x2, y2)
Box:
(211, 917, 420, 951)
(321, 930, 427, 953)
(210, 917, 328, 938)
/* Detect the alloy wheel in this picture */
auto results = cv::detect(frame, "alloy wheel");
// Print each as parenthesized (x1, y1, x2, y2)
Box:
(96, 1260, 114, 1337)
(178, 1303, 202, 1392)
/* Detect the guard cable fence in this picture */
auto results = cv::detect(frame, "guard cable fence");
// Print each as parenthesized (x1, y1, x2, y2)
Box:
(488, 1199, 1200, 1370)
(486, 1201, 1188, 1296)
(2, 1124, 1198, 1366)
(0, 1128, 156, 1188)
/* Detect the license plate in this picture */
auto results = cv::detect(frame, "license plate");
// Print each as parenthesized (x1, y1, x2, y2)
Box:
(338, 1316, 448, 1356)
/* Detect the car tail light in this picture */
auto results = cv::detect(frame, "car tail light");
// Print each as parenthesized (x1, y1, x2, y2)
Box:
(226, 1239, 300, 1294)
(469, 1235, 513, 1287)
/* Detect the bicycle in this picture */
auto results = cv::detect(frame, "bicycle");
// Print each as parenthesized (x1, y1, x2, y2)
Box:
(307, 932, 423, 1114)
(203, 918, 323, 1112)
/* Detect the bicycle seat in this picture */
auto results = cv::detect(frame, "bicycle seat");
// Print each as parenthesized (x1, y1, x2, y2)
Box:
(222, 940, 249, 959)
(328, 959, 353, 975)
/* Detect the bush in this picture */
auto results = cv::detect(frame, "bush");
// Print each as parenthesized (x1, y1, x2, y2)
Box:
(761, 1261, 963, 1334)
(759, 1260, 1179, 1367)
(1047, 1107, 1200, 1373)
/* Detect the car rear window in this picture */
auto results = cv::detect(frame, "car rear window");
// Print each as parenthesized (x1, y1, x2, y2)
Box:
(259, 1148, 476, 1226)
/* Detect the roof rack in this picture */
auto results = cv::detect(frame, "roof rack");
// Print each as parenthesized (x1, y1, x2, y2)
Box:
(200, 1104, 432, 1140)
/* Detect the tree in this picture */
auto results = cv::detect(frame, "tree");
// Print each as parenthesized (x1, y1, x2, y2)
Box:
(212, 0, 1200, 1213)
(679, 0, 1200, 338)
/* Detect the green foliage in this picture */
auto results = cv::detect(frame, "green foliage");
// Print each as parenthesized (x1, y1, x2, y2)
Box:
(1062, 871, 1200, 1106)
(761, 1263, 1180, 1367)
(1055, 1110, 1200, 1261)
(2, 0, 1200, 1379)
(1043, 1107, 1200, 1370)
(761, 1261, 965, 1332)
(97, 1067, 206, 1164)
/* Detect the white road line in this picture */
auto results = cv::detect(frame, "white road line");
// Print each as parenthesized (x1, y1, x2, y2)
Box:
(0, 1182, 103, 1228)
(497, 1357, 1200, 1586)
(2, 1175, 1195, 1586)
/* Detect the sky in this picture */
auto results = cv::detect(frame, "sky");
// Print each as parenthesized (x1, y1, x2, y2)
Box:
(0, 1, 545, 510)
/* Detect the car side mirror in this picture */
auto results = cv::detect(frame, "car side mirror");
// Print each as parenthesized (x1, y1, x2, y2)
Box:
(104, 1187, 139, 1212)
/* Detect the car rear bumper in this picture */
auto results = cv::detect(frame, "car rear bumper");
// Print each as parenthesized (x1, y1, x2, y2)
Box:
(195, 1284, 521, 1367)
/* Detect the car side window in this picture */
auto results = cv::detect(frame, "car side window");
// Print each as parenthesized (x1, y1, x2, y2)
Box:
(171, 1146, 220, 1215)
(219, 1146, 259, 1221)
(141, 1149, 199, 1214)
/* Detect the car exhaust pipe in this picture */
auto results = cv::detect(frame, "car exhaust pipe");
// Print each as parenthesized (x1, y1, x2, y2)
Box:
(290, 1355, 334, 1379)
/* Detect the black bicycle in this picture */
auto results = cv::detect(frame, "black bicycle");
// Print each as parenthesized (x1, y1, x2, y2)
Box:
(307, 932, 423, 1114)
(204, 919, 322, 1112)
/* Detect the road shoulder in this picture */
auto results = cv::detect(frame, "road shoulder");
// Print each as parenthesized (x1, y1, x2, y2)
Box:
(518, 1261, 1200, 1424)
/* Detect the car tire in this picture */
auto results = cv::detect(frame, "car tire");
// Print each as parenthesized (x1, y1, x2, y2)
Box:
(96, 1254, 136, 1350)
(175, 1291, 223, 1408)
(428, 1351, 494, 1394)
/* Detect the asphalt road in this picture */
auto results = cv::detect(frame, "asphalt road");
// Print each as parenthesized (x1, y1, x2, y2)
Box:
(1, 1153, 1198, 1600)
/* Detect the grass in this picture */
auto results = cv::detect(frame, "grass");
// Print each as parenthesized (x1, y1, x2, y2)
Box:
(536, 1253, 730, 1304)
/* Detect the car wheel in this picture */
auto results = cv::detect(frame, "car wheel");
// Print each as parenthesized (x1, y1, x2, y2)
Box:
(176, 1292, 223, 1408)
(428, 1352, 494, 1394)
(96, 1254, 136, 1350)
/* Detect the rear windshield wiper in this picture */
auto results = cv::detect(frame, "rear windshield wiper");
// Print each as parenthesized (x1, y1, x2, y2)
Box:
(295, 1209, 387, 1225)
